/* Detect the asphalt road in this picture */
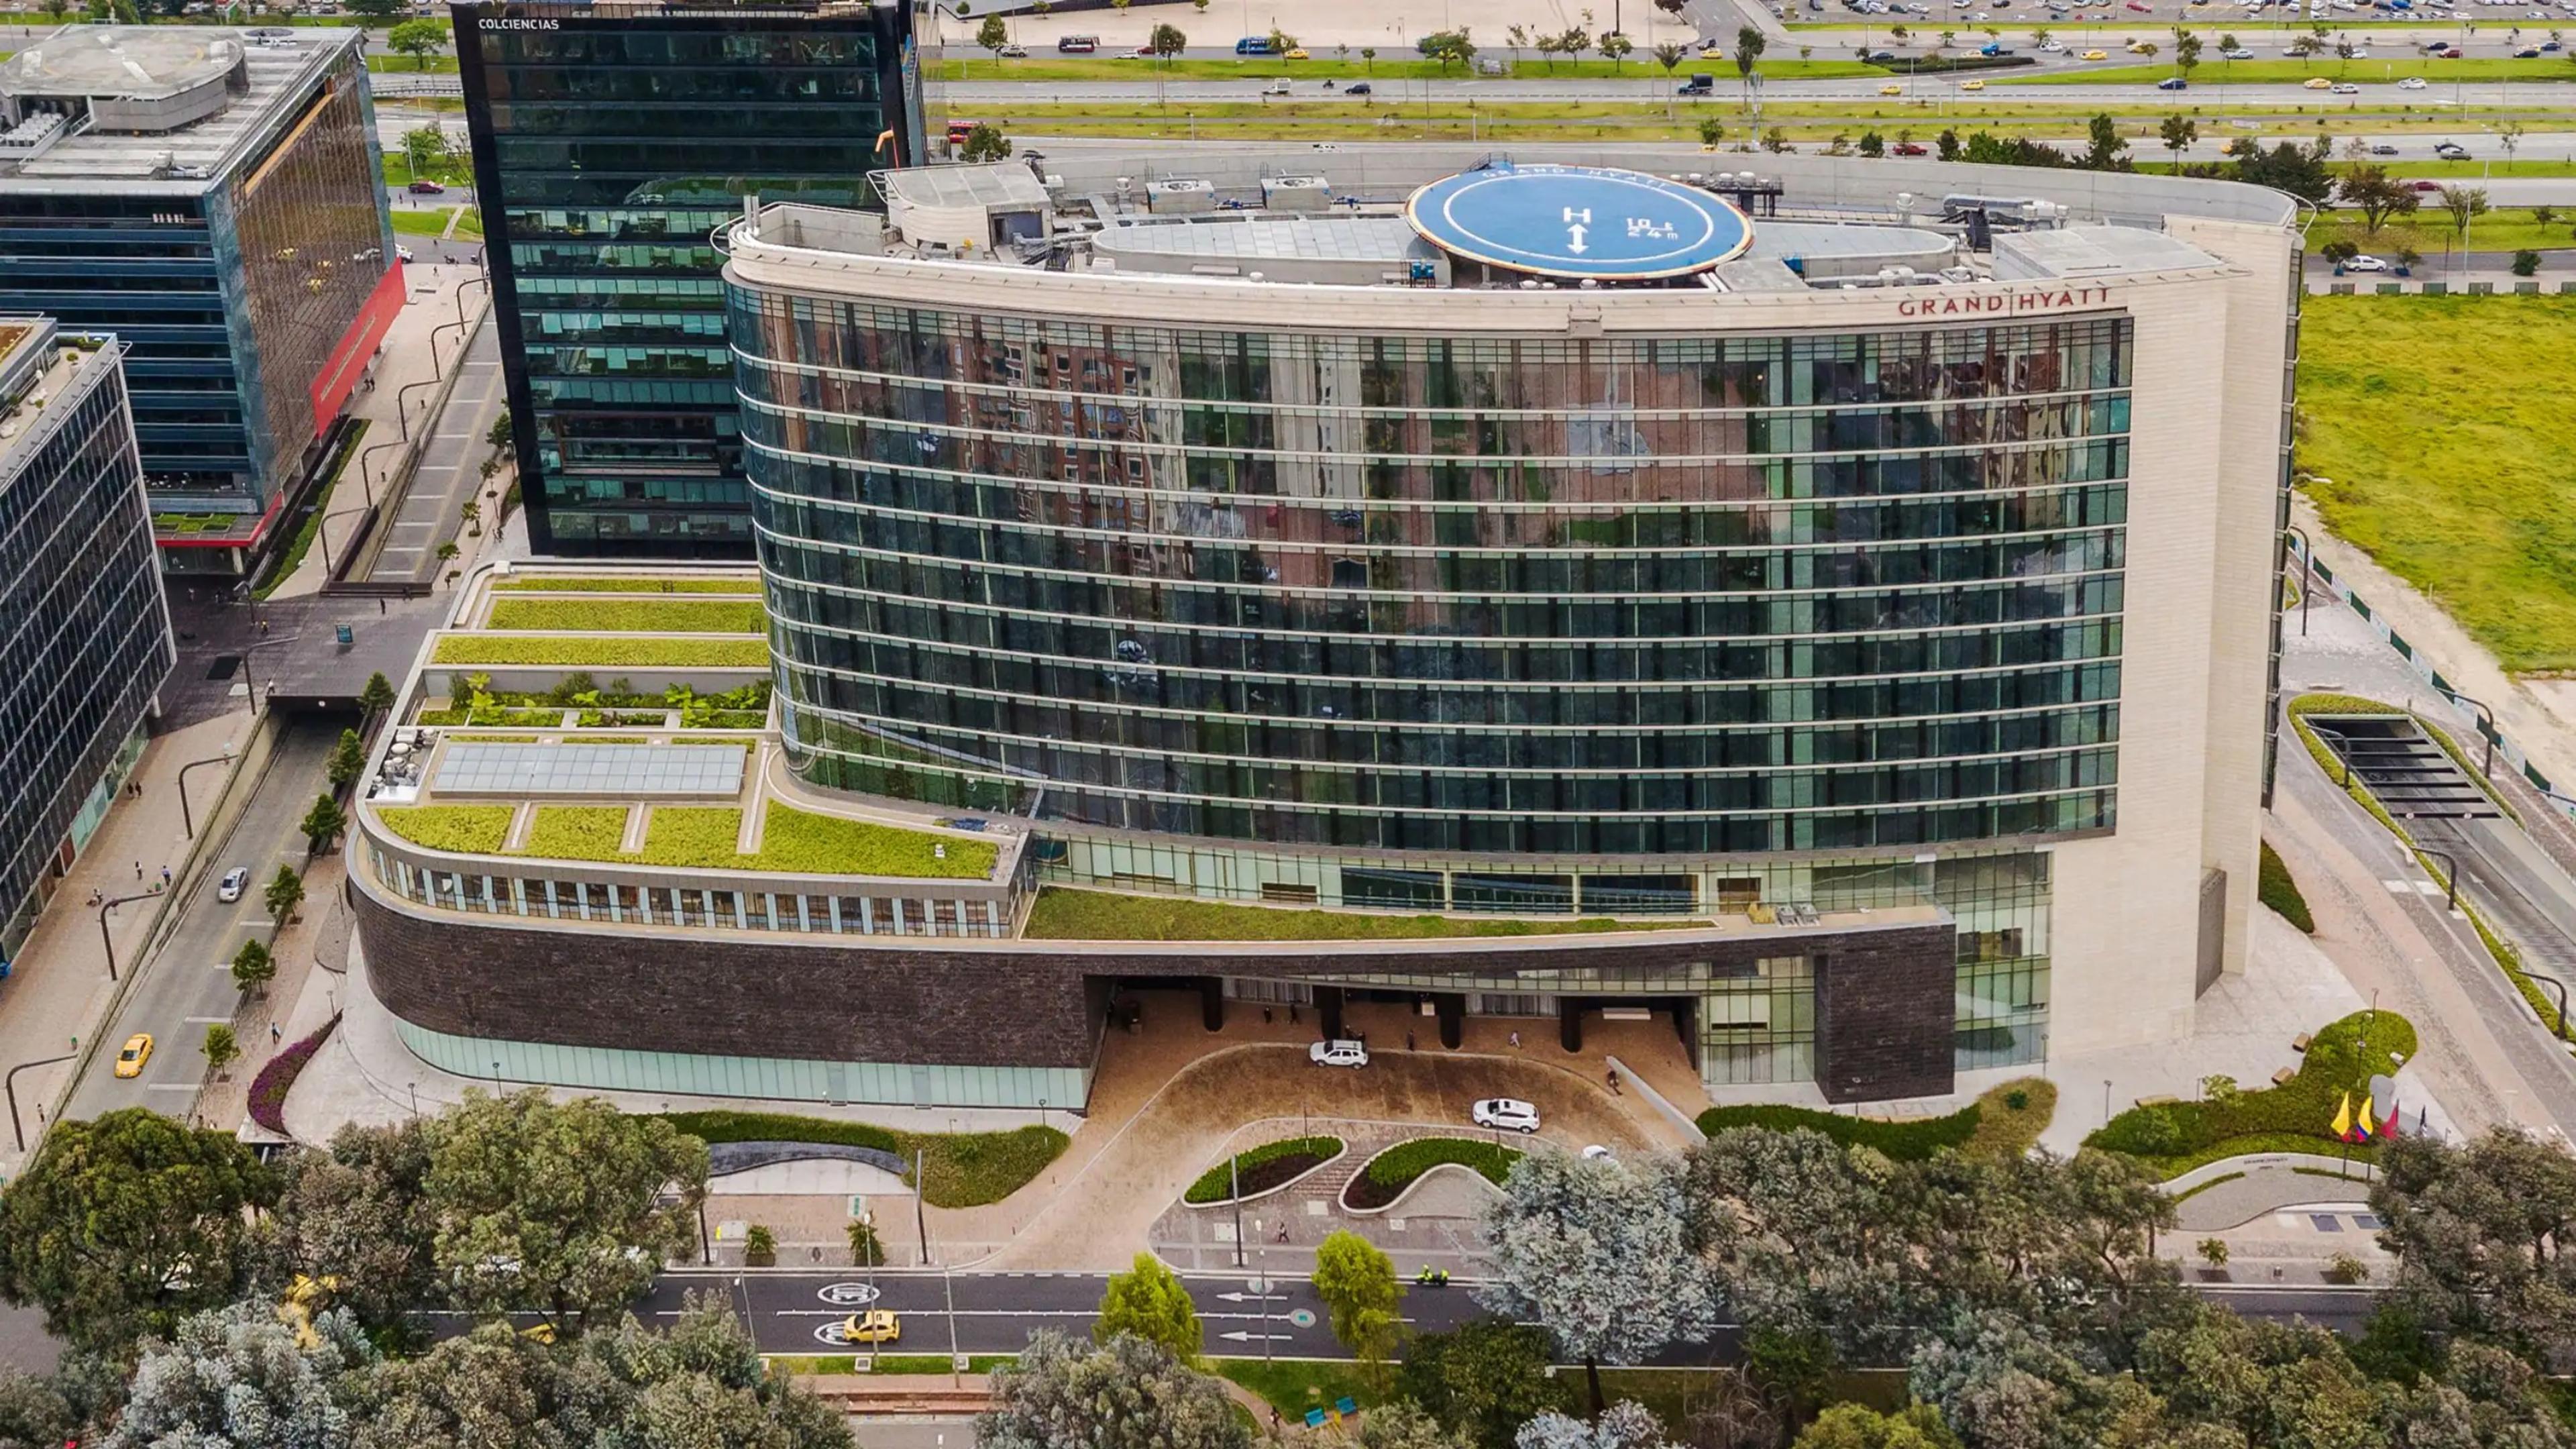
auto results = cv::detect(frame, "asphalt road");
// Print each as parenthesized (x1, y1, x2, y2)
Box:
(370, 323, 502, 584)
(629, 1269, 2372, 1359)
(62, 719, 340, 1124)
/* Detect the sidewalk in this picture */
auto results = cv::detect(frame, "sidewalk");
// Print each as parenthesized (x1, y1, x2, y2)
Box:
(0, 709, 254, 1177)
(193, 853, 346, 1134)
(267, 260, 489, 600)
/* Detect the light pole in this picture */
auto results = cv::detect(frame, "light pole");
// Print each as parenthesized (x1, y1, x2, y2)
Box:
(454, 272, 489, 334)
(2280, 523, 2314, 636)
(96, 890, 159, 982)
(2530, 973, 2571, 1042)
(5, 1053, 74, 1153)
(2436, 688, 2497, 778)
(176, 747, 235, 839)
(2418, 847, 2461, 912)
(316, 504, 370, 580)
(396, 377, 440, 441)
(357, 438, 403, 506)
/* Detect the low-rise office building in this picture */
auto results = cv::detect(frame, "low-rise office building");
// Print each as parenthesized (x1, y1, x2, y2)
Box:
(0, 317, 175, 957)
(0, 25, 398, 574)
(347, 150, 2299, 1112)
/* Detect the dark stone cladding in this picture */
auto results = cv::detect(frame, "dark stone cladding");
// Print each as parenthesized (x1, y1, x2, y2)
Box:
(353, 891, 1957, 1099)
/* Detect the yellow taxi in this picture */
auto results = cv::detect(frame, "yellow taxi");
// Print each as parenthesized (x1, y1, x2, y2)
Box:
(2125, 40, 2153, 53)
(2302, 75, 2332, 89)
(2081, 48, 2108, 60)
(843, 1309, 902, 1344)
(1880, 82, 1904, 94)
(113, 1032, 153, 1079)
(1960, 77, 1986, 89)
(1284, 47, 1309, 59)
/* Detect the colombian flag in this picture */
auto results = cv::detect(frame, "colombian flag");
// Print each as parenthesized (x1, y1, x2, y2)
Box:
(2331, 1092, 2353, 1141)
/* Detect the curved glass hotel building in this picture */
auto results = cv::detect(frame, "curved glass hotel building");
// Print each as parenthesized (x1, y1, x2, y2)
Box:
(347, 147, 2297, 1109)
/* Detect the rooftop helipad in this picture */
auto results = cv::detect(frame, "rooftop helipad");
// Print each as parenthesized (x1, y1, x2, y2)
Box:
(1403, 162, 1755, 281)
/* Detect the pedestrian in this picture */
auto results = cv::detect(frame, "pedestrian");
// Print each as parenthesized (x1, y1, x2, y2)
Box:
(1275, 1222, 1289, 1244)
(133, 861, 142, 879)
(271, 1022, 283, 1046)
(1509, 1029, 1521, 1049)
(1607, 1068, 1622, 1095)
(1405, 1030, 1415, 1052)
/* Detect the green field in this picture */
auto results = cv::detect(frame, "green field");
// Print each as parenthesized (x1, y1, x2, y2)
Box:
(2004, 56, 2576, 85)
(2359, 159, 2576, 178)
(2298, 294, 2576, 673)
(934, 54, 1876, 82)
(2320, 207, 2576, 256)
(366, 53, 460, 74)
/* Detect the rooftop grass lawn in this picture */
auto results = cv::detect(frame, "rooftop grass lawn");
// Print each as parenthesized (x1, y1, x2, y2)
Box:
(493, 576, 762, 594)
(1022, 887, 1704, 941)
(484, 597, 765, 634)
(2297, 295, 2576, 674)
(374, 804, 512, 855)
(431, 635, 769, 668)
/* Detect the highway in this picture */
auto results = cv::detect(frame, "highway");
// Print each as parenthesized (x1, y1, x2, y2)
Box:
(627, 1269, 2374, 1359)
(62, 720, 341, 1124)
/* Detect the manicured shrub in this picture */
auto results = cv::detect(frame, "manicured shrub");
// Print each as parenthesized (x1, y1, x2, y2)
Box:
(248, 1016, 340, 1134)
(1184, 1136, 1344, 1205)
(660, 1110, 1069, 1208)
(432, 635, 769, 667)
(2085, 1010, 2418, 1163)
(1344, 1138, 1523, 1210)
(2259, 841, 2316, 933)
(494, 576, 761, 594)
(1696, 1101, 1981, 1162)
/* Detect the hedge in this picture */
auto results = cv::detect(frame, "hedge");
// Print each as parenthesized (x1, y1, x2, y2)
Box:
(1697, 1101, 1981, 1162)
(2084, 1009, 2418, 1169)
(248, 1016, 339, 1134)
(494, 576, 762, 594)
(659, 1110, 1069, 1208)
(1185, 1136, 1344, 1205)
(485, 598, 765, 634)
(1344, 1137, 1523, 1209)
(2259, 841, 2316, 934)
(374, 804, 512, 855)
(433, 635, 769, 668)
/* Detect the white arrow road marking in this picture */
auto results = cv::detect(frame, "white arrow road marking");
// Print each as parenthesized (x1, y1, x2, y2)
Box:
(1566, 223, 1589, 253)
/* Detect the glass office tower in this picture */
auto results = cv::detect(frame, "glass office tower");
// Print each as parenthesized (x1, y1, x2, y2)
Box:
(0, 320, 174, 955)
(453, 0, 921, 557)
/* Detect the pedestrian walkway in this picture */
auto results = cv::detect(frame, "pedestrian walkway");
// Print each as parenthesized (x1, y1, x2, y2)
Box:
(0, 709, 254, 1175)
(1146, 1117, 1501, 1277)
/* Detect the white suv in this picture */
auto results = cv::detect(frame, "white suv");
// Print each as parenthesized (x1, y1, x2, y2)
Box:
(1472, 1098, 1541, 1133)
(1309, 1038, 1369, 1069)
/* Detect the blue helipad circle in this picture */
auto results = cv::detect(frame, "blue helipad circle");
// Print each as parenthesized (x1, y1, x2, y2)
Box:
(1405, 164, 1753, 280)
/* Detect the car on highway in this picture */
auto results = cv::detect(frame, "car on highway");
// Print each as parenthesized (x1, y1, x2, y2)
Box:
(2157, 75, 2188, 88)
(2399, 74, 2428, 87)
(1284, 47, 1309, 58)
(2343, 254, 2390, 271)
(2304, 74, 2334, 88)
(1880, 81, 1904, 93)
(396, 246, 413, 262)
(1472, 1097, 1541, 1133)
(998, 42, 1026, 56)
(2080, 48, 2108, 58)
(406, 178, 445, 195)
(2547, 39, 2566, 50)
(1960, 77, 1986, 88)
(1309, 1038, 1370, 1068)
(1893, 140, 1929, 154)
(2370, 142, 2402, 154)
(2411, 178, 2445, 191)
(2434, 141, 2471, 158)
(2330, 81, 2361, 92)
(2221, 44, 2255, 56)
(218, 866, 251, 902)
(841, 1310, 901, 1344)
(2038, 37, 2065, 49)
(113, 1032, 152, 1079)
(1346, 81, 1372, 94)
(2514, 44, 2543, 54)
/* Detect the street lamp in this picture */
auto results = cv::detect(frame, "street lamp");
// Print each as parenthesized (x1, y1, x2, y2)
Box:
(358, 438, 405, 506)
(2418, 847, 2461, 912)
(2435, 688, 2497, 779)
(316, 504, 372, 580)
(2530, 973, 2572, 1042)
(176, 747, 236, 839)
(396, 377, 440, 441)
(95, 890, 160, 982)
(2279, 523, 2314, 636)
(5, 1053, 75, 1153)
(454, 272, 490, 334)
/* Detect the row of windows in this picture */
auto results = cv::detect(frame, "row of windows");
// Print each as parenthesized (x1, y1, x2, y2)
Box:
(370, 847, 1008, 938)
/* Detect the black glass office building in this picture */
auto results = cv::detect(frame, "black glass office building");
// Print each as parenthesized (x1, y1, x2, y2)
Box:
(0, 321, 174, 956)
(454, 0, 923, 557)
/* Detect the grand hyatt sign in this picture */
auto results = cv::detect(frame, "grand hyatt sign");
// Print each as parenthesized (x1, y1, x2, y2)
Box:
(1894, 284, 2115, 319)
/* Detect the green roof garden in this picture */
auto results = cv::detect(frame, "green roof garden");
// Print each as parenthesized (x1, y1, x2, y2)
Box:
(492, 576, 763, 594)
(375, 801, 998, 880)
(431, 636, 769, 668)
(484, 598, 765, 634)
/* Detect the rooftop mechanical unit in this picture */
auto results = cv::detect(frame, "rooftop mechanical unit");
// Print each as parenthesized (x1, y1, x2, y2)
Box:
(1260, 174, 1331, 212)
(1144, 177, 1216, 215)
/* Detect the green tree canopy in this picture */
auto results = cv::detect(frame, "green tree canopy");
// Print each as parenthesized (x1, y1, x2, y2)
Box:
(1395, 1322, 1574, 1449)
(230, 936, 276, 997)
(0, 1110, 277, 1354)
(270, 1116, 443, 1341)
(1093, 1252, 1201, 1365)
(1483, 1148, 1716, 1411)
(1312, 1229, 1402, 1369)
(265, 865, 305, 932)
(980, 1331, 1245, 1449)
(301, 794, 347, 854)
(387, 17, 449, 68)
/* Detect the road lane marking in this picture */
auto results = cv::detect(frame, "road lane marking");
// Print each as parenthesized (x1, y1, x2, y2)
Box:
(144, 1084, 198, 1093)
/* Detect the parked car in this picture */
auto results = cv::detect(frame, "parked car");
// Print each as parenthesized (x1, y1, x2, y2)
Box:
(113, 1032, 153, 1079)
(2157, 76, 2188, 89)
(2343, 254, 2390, 271)
(1309, 1038, 1370, 1068)
(1472, 1098, 1541, 1133)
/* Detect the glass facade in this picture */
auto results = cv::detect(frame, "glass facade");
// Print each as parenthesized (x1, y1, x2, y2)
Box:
(736, 298, 2133, 856)
(0, 337, 174, 955)
(454, 0, 917, 557)
(0, 48, 390, 519)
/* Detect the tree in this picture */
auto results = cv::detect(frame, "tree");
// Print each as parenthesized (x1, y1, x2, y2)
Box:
(2175, 30, 2202, 78)
(270, 1117, 443, 1340)
(2082, 112, 2129, 170)
(846, 1217, 886, 1267)
(1698, 116, 1725, 149)
(230, 936, 276, 998)
(2498, 117, 2525, 170)
(1313, 1230, 1402, 1383)
(974, 12, 1009, 67)
(1149, 21, 1186, 64)
(1359, 1401, 1477, 1449)
(2436, 184, 2491, 250)
(0, 1109, 277, 1354)
(265, 865, 305, 933)
(1417, 28, 1477, 73)
(2158, 113, 2197, 168)
(1653, 41, 1688, 115)
(980, 1331, 1246, 1449)
(1397, 1322, 1575, 1449)
(1599, 32, 1633, 69)
(2533, 203, 2559, 229)
(425, 1089, 708, 1333)
(2196, 1236, 2231, 1271)
(300, 793, 347, 855)
(2371, 1127, 2576, 1365)
(2340, 165, 2420, 233)
(2514, 248, 2543, 277)
(1557, 23, 1592, 66)
(387, 17, 448, 69)
(960, 121, 1012, 164)
(359, 670, 396, 722)
(1760, 127, 1790, 154)
(1858, 131, 1885, 158)
(400, 123, 451, 184)
(1516, 1401, 1670, 1449)
(2287, 33, 2323, 64)
(343, 0, 402, 18)
(1094, 1252, 1201, 1365)
(1792, 1403, 1960, 1449)
(109, 1300, 374, 1449)
(2335, 36, 2356, 69)
(1481, 1149, 1715, 1413)
(327, 727, 366, 790)
(1937, 127, 1962, 161)
(202, 1024, 240, 1079)
(1734, 23, 1767, 107)
(2235, 138, 2335, 205)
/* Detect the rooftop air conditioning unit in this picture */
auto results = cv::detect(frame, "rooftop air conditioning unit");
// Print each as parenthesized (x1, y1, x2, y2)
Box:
(1144, 178, 1216, 215)
(1261, 174, 1331, 212)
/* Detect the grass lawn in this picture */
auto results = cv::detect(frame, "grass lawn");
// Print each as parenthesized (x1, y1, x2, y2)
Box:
(494, 576, 763, 594)
(661, 1110, 1069, 1206)
(1964, 1078, 2057, 1158)
(1212, 1359, 1379, 1417)
(389, 207, 455, 237)
(2260, 841, 2316, 933)
(2318, 208, 2576, 257)
(935, 55, 1874, 82)
(2343, 158, 2576, 179)
(486, 596, 765, 634)
(2000, 56, 2576, 83)
(366, 53, 460, 73)
(431, 635, 769, 667)
(2296, 294, 2576, 673)
(375, 804, 513, 855)
(1023, 888, 1703, 941)
(2086, 1009, 2418, 1176)
(468, 802, 995, 878)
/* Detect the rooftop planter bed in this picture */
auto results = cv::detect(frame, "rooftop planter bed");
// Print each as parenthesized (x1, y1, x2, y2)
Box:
(384, 800, 994, 879)
(523, 806, 631, 860)
(1184, 1136, 1346, 1205)
(375, 804, 513, 855)
(1342, 1137, 1522, 1211)
(485, 598, 764, 634)
(659, 1110, 1067, 1207)
(1024, 888, 1707, 942)
(494, 576, 761, 594)
(432, 636, 769, 668)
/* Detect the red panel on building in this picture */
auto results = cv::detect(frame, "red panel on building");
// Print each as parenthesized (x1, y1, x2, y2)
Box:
(308, 260, 406, 436)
